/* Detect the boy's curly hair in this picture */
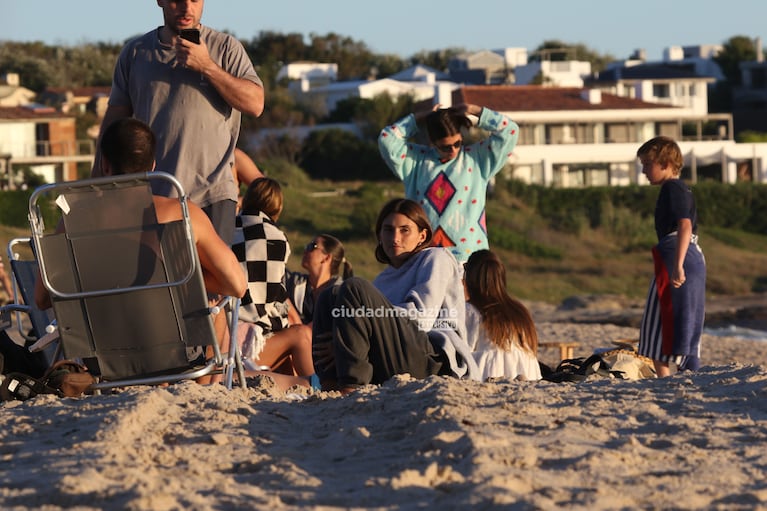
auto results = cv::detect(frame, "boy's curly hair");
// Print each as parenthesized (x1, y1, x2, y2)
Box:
(637, 136, 684, 176)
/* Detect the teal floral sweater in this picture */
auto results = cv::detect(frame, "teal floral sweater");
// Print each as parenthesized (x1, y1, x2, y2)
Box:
(378, 108, 519, 261)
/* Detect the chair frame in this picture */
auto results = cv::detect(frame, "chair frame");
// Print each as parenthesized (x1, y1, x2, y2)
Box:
(29, 172, 245, 391)
(0, 237, 60, 365)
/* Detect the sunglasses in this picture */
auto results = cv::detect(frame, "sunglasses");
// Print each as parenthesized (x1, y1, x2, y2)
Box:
(305, 242, 320, 252)
(436, 140, 462, 153)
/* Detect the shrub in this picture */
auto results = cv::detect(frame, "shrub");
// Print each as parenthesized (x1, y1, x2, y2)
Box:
(0, 190, 57, 228)
(299, 129, 394, 181)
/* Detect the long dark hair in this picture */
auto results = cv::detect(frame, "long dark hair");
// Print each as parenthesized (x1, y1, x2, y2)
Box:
(374, 198, 433, 265)
(464, 250, 538, 354)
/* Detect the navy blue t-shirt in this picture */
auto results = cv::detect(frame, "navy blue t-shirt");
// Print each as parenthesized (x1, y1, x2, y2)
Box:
(654, 179, 697, 241)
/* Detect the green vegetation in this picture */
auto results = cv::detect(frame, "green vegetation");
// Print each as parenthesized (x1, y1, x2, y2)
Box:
(3, 174, 765, 305)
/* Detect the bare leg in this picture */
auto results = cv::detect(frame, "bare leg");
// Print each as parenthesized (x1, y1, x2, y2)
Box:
(255, 325, 314, 376)
(654, 360, 671, 377)
(198, 308, 229, 385)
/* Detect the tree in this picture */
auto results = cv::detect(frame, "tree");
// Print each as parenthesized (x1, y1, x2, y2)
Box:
(710, 35, 760, 113)
(299, 128, 393, 181)
(326, 93, 416, 139)
(714, 35, 757, 86)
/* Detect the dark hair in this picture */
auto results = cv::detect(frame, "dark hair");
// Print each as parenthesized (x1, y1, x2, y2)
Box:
(464, 250, 538, 354)
(424, 107, 472, 142)
(637, 136, 684, 176)
(317, 234, 354, 279)
(100, 118, 156, 175)
(241, 177, 283, 221)
(374, 198, 433, 265)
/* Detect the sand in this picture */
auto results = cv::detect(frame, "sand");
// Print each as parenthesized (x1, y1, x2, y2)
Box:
(2, 313, 767, 510)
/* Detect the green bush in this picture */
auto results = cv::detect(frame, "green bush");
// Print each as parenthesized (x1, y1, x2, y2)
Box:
(299, 129, 395, 181)
(349, 182, 388, 237)
(489, 225, 562, 260)
(500, 179, 767, 236)
(0, 190, 58, 229)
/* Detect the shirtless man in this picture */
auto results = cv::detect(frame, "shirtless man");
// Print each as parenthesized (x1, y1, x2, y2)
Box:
(35, 118, 246, 310)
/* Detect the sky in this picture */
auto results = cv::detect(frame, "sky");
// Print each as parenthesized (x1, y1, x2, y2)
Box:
(2, 0, 766, 61)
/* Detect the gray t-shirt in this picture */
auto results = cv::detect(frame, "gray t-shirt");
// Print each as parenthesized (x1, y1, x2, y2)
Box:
(109, 25, 262, 207)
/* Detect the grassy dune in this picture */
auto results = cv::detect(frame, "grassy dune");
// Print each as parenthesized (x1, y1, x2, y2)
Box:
(3, 170, 765, 306)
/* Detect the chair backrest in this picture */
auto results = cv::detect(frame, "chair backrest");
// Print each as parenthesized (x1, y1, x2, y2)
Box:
(0, 238, 59, 366)
(6, 238, 56, 340)
(30, 173, 219, 381)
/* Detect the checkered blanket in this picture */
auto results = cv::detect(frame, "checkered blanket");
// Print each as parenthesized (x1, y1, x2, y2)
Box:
(231, 212, 290, 337)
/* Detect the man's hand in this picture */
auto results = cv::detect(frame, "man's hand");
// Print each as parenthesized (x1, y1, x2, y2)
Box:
(175, 37, 211, 71)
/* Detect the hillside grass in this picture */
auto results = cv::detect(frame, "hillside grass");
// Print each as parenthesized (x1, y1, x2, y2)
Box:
(275, 166, 767, 304)
(2, 165, 766, 306)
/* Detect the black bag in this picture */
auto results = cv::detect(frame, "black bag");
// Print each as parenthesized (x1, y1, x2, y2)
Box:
(0, 330, 49, 379)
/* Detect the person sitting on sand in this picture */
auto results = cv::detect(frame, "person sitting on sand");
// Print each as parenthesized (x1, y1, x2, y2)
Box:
(34, 118, 247, 311)
(285, 234, 354, 326)
(464, 249, 541, 381)
(312, 198, 479, 393)
(231, 177, 316, 380)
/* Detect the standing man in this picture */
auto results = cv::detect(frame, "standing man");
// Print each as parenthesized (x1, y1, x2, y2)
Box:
(93, 0, 264, 244)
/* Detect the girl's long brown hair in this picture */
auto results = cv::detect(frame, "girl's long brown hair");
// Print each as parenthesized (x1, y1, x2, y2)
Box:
(464, 250, 538, 354)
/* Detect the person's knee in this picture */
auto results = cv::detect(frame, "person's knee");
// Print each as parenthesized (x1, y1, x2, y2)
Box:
(337, 277, 374, 304)
(297, 324, 312, 346)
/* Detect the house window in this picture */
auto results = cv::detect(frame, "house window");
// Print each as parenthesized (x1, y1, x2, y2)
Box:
(604, 123, 630, 143)
(573, 124, 595, 144)
(653, 83, 670, 98)
(519, 124, 537, 145)
(546, 124, 565, 144)
(656, 122, 680, 138)
(688, 83, 696, 96)
(35, 123, 50, 157)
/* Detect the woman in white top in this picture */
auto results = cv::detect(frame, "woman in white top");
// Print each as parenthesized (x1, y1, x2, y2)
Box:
(464, 250, 541, 381)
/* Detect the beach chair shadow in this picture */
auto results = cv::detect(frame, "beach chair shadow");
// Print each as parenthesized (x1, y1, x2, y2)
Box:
(29, 172, 245, 391)
(0, 237, 59, 366)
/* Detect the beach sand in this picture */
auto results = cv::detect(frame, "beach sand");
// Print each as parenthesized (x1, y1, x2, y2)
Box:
(2, 301, 767, 509)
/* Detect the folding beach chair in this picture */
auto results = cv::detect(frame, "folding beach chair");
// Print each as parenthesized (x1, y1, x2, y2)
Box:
(29, 172, 245, 391)
(0, 237, 59, 366)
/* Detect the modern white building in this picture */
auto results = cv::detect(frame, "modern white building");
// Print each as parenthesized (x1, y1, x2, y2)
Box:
(448, 85, 766, 187)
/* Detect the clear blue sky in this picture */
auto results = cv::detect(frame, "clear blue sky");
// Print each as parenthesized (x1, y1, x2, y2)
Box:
(2, 0, 766, 61)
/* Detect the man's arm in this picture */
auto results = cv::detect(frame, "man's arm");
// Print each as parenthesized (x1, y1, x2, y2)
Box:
(233, 148, 264, 187)
(91, 104, 133, 177)
(179, 39, 264, 117)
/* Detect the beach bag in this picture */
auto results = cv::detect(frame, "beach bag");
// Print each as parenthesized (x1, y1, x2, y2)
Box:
(0, 360, 96, 401)
(543, 348, 655, 383)
(42, 360, 97, 397)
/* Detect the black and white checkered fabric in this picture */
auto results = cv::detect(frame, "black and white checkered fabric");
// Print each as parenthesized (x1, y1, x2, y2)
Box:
(231, 212, 290, 335)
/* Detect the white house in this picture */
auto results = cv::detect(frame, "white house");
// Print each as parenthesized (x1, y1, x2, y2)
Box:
(277, 61, 339, 96)
(514, 59, 593, 87)
(299, 78, 459, 116)
(0, 105, 81, 187)
(449, 85, 766, 187)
